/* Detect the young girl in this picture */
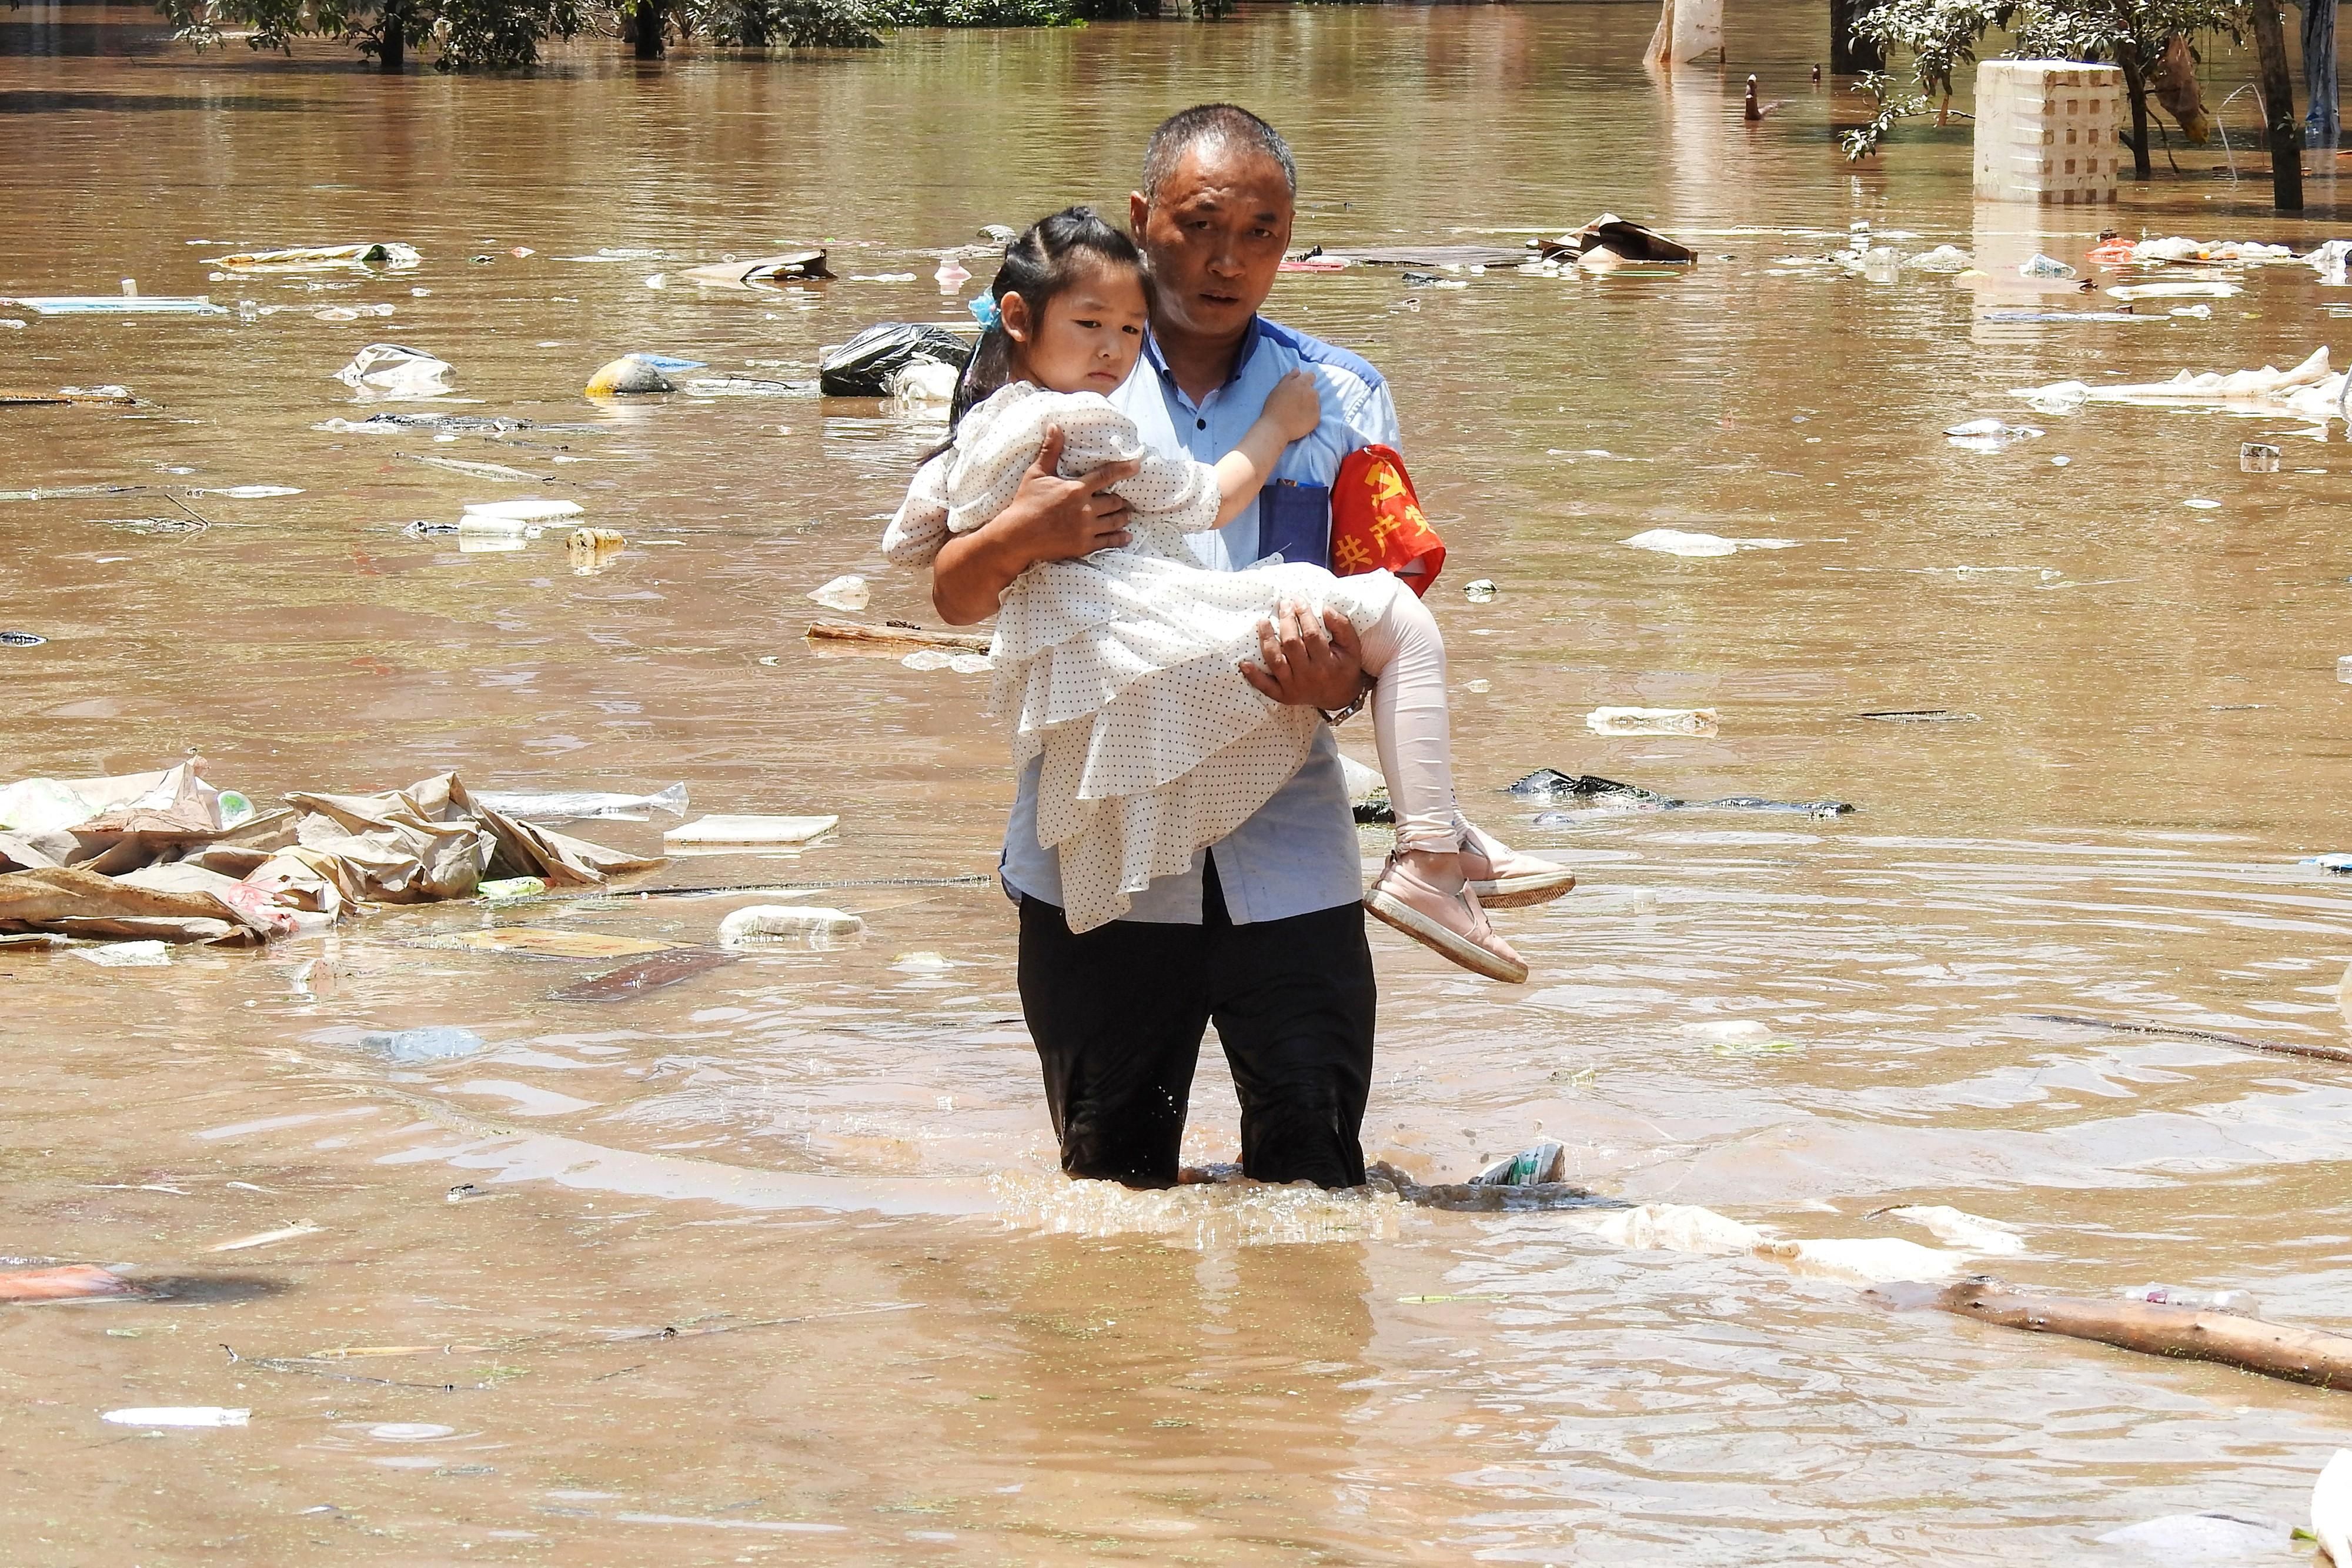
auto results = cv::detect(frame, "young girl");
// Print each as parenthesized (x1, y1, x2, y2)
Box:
(881, 207, 1573, 982)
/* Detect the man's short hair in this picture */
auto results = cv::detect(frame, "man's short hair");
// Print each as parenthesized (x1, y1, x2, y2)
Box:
(1141, 104, 1297, 201)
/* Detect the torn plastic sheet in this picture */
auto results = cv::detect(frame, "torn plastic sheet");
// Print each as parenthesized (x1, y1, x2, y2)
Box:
(2016, 346, 2352, 424)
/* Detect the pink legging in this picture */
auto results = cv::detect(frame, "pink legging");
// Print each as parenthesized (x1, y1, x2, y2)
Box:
(1348, 574, 1461, 854)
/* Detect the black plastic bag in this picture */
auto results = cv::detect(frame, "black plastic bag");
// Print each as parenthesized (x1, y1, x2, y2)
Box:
(817, 323, 974, 398)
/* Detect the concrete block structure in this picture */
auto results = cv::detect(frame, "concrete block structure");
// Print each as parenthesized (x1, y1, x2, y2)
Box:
(1972, 61, 2123, 205)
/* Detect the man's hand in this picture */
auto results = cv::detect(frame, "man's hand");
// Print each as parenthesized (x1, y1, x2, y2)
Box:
(931, 425, 1139, 625)
(1240, 601, 1366, 711)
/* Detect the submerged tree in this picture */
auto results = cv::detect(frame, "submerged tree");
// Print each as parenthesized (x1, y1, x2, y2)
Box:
(158, 0, 582, 69)
(1842, 0, 2247, 177)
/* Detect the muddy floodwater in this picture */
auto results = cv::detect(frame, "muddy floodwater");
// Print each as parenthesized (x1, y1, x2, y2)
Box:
(6, 4, 2352, 1560)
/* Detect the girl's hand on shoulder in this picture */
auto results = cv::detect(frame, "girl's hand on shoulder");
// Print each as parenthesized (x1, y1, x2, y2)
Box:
(1264, 369, 1324, 442)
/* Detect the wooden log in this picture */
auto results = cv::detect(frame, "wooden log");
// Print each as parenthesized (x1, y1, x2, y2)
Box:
(1904, 1279, 2352, 1392)
(804, 619, 992, 654)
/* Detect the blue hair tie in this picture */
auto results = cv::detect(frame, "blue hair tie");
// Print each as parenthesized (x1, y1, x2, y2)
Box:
(968, 294, 1001, 331)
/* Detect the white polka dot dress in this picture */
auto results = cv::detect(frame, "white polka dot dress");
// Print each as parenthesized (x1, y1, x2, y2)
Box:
(881, 381, 1391, 933)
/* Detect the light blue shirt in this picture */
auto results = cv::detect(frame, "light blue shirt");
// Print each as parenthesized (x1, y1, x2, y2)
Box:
(998, 316, 1402, 925)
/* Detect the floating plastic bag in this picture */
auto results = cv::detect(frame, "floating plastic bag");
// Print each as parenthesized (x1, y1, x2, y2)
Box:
(333, 343, 453, 400)
(818, 323, 973, 397)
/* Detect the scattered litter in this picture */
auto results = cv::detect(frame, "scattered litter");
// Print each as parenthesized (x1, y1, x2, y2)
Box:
(567, 527, 625, 570)
(2019, 253, 2077, 279)
(817, 323, 973, 398)
(887, 360, 961, 406)
(1858, 708, 1977, 723)
(1468, 1139, 1566, 1186)
(470, 783, 687, 823)
(359, 1026, 490, 1063)
(2184, 498, 2221, 509)
(808, 574, 870, 613)
(1882, 1205, 2026, 1255)
(2315, 1452, 2351, 1567)
(1586, 706, 1718, 736)
(465, 498, 582, 524)
(2014, 347, 2351, 425)
(2120, 1283, 2257, 1313)
(1760, 1236, 1966, 1283)
(333, 343, 453, 400)
(2094, 1513, 2291, 1556)
(902, 650, 954, 671)
(0, 1264, 140, 1303)
(583, 353, 704, 396)
(476, 876, 546, 900)
(1, 631, 47, 647)
(935, 257, 970, 289)
(2241, 442, 2282, 473)
(2170, 304, 2213, 319)
(315, 412, 544, 436)
(1536, 214, 1698, 268)
(397, 453, 549, 483)
(2125, 236, 2294, 265)
(2, 296, 227, 316)
(1979, 309, 2152, 324)
(413, 928, 677, 959)
(2106, 280, 2241, 301)
(0, 385, 135, 407)
(677, 251, 831, 288)
(1944, 418, 2044, 452)
(892, 951, 951, 971)
(206, 1221, 322, 1253)
(549, 946, 738, 1002)
(1563, 1203, 1765, 1254)
(717, 904, 864, 944)
(1510, 768, 1854, 820)
(1619, 529, 1795, 557)
(665, 814, 838, 848)
(209, 242, 419, 272)
(805, 620, 992, 655)
(102, 1407, 249, 1427)
(188, 485, 300, 499)
(1904, 244, 1973, 272)
(1462, 579, 1497, 602)
(1622, 528, 1735, 557)
(70, 940, 172, 968)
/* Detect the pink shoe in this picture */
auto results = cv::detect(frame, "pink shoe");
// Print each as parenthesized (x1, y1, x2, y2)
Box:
(1364, 854, 1528, 984)
(1456, 819, 1576, 909)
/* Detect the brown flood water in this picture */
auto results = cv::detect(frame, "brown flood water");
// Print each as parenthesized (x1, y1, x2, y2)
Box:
(6, 4, 2352, 1559)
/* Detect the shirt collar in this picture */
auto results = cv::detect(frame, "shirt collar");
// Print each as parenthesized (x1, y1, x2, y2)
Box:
(1141, 316, 1265, 401)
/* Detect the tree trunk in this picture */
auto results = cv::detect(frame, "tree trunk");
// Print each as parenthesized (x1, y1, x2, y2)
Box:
(1828, 0, 1882, 73)
(739, 0, 767, 45)
(2306, 0, 2340, 146)
(2252, 0, 2305, 209)
(634, 0, 664, 57)
(2119, 45, 2153, 179)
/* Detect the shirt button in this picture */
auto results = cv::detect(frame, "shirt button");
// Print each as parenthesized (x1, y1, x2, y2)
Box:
(1196, 419, 1206, 430)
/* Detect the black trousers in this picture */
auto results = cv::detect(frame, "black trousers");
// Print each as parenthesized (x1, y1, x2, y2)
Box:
(1016, 861, 1377, 1189)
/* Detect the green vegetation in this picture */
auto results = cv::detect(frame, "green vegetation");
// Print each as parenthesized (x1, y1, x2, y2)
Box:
(146, 0, 1163, 71)
(1842, 0, 2247, 176)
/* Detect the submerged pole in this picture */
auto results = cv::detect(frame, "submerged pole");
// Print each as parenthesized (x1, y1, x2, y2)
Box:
(2252, 0, 2306, 209)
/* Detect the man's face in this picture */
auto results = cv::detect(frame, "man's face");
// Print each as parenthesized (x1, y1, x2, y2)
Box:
(1130, 143, 1295, 343)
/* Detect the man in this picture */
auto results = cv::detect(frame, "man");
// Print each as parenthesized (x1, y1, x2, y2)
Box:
(930, 105, 1387, 1190)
